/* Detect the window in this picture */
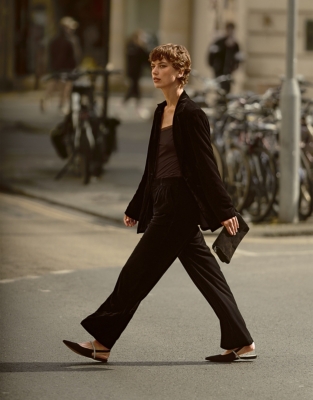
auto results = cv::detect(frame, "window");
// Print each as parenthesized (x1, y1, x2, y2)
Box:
(306, 20, 313, 51)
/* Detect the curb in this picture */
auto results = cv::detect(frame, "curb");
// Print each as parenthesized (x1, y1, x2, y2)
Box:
(0, 183, 124, 226)
(1, 182, 313, 237)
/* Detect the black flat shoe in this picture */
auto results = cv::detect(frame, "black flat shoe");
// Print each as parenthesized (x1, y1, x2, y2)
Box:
(63, 340, 110, 363)
(205, 347, 257, 362)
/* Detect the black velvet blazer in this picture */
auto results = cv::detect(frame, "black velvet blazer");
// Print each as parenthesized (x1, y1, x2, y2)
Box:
(125, 91, 236, 233)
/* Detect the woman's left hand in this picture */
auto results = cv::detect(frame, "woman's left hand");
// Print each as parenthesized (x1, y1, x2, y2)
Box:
(124, 214, 137, 227)
(221, 216, 239, 236)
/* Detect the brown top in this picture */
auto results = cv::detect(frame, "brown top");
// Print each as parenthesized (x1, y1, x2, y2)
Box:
(155, 125, 182, 179)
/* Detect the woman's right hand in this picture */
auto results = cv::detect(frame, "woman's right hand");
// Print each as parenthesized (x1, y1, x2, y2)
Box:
(124, 214, 137, 227)
(221, 216, 239, 236)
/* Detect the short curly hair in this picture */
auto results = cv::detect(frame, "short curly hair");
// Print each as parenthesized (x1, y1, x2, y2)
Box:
(149, 43, 191, 86)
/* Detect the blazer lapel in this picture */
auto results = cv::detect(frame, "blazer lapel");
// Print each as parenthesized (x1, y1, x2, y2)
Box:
(148, 104, 164, 177)
(172, 91, 188, 168)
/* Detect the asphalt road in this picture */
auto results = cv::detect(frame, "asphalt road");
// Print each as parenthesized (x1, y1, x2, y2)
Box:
(0, 194, 313, 400)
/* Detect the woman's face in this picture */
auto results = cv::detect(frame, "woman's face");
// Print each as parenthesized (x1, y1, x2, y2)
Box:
(151, 58, 182, 89)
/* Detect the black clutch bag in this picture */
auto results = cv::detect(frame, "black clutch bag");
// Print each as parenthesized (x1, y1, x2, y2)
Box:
(212, 213, 249, 264)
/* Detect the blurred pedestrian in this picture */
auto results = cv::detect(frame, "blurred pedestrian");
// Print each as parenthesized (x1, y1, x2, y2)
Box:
(63, 43, 256, 364)
(40, 16, 81, 114)
(208, 22, 243, 94)
(123, 29, 150, 118)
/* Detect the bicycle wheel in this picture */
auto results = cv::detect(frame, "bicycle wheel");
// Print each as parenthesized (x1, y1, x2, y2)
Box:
(244, 147, 277, 222)
(299, 150, 313, 220)
(79, 127, 91, 185)
(212, 142, 224, 179)
(223, 145, 251, 212)
(79, 153, 90, 184)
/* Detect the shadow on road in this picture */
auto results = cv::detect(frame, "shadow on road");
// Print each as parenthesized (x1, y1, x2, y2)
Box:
(0, 360, 238, 373)
(0, 362, 111, 372)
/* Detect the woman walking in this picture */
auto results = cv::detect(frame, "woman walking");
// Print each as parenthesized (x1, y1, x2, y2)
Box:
(64, 44, 256, 363)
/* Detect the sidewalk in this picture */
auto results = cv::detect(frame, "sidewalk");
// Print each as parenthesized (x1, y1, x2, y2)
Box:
(1, 90, 312, 237)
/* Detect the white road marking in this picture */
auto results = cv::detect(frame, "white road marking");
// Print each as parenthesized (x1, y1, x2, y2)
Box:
(0, 272, 75, 284)
(50, 270, 74, 275)
(0, 275, 39, 284)
(0, 279, 16, 284)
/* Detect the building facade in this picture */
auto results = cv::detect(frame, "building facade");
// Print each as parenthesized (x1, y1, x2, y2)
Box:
(1, 0, 313, 94)
(110, 0, 313, 94)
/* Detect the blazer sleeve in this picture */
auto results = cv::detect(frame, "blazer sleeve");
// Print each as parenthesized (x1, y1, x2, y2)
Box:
(188, 109, 236, 222)
(125, 106, 161, 221)
(124, 164, 148, 221)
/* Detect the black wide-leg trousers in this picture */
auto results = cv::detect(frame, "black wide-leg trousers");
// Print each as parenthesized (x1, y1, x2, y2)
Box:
(81, 177, 253, 350)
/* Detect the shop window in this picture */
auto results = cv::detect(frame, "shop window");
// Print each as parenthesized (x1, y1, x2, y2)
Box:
(15, 0, 29, 75)
(306, 20, 313, 51)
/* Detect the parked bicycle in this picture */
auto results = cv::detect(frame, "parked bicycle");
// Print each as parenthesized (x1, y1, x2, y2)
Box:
(48, 68, 120, 184)
(190, 71, 313, 222)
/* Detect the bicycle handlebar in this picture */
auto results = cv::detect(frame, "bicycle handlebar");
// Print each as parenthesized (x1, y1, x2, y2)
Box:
(190, 70, 233, 88)
(42, 68, 122, 82)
